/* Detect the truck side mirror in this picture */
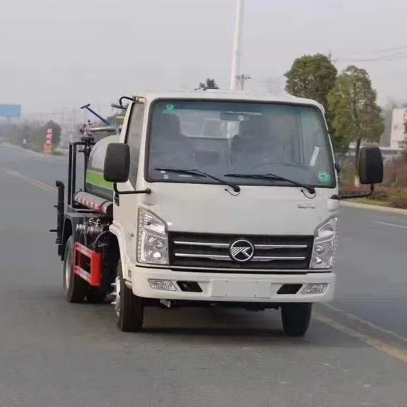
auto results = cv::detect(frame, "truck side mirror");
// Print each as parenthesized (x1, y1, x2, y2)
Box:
(332, 146, 384, 201)
(104, 143, 130, 183)
(358, 146, 383, 185)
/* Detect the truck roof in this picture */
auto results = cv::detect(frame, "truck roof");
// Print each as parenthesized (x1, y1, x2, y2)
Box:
(133, 90, 325, 112)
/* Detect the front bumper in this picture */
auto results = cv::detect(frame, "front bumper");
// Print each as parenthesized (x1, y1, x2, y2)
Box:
(128, 264, 336, 303)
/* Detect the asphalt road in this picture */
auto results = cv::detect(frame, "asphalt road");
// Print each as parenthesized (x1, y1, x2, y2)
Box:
(334, 206, 407, 337)
(0, 143, 407, 407)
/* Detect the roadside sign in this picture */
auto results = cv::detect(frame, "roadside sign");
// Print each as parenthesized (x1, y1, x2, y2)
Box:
(46, 129, 53, 145)
(44, 128, 54, 154)
(0, 104, 21, 119)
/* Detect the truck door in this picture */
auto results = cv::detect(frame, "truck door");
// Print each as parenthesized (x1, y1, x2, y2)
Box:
(113, 101, 146, 272)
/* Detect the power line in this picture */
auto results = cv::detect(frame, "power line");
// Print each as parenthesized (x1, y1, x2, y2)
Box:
(337, 50, 407, 63)
(336, 44, 407, 63)
(374, 44, 407, 54)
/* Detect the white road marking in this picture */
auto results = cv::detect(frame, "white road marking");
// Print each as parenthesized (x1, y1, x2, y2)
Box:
(373, 221, 407, 229)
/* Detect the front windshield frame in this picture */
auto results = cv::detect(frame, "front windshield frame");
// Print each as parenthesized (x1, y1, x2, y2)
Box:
(143, 98, 337, 189)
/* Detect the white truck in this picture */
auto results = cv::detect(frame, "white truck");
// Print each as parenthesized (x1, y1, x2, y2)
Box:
(51, 90, 384, 337)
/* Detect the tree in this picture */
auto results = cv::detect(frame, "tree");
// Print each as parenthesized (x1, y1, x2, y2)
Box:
(284, 54, 344, 153)
(285, 54, 337, 108)
(44, 120, 62, 147)
(328, 65, 384, 183)
(22, 120, 62, 152)
(197, 78, 219, 90)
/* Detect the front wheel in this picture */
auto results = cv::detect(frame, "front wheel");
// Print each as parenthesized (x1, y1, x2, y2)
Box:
(114, 262, 145, 332)
(281, 303, 312, 337)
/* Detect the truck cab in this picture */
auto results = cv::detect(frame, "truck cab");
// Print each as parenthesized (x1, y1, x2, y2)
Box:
(56, 90, 384, 337)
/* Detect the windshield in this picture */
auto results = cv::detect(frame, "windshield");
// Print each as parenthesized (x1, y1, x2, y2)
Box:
(146, 100, 335, 188)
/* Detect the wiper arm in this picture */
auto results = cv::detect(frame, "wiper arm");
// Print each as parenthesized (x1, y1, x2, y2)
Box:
(155, 168, 241, 193)
(224, 173, 315, 194)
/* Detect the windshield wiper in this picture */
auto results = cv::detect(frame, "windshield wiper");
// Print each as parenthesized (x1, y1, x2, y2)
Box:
(224, 173, 316, 194)
(155, 168, 241, 193)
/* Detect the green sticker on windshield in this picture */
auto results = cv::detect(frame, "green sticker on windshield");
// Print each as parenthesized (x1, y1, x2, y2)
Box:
(318, 171, 331, 184)
(165, 104, 177, 114)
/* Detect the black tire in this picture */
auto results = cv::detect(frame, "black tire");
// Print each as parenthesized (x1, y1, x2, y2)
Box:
(115, 262, 144, 332)
(281, 303, 312, 337)
(86, 288, 107, 304)
(63, 236, 89, 303)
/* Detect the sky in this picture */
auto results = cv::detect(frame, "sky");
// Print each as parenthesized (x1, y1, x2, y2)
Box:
(1, 0, 407, 117)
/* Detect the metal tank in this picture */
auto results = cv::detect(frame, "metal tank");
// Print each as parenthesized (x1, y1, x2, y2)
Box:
(85, 135, 119, 201)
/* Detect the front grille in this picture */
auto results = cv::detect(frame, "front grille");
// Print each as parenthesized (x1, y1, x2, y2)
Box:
(168, 232, 313, 272)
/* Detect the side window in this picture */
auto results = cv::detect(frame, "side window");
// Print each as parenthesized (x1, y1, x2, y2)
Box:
(300, 109, 330, 172)
(126, 102, 145, 185)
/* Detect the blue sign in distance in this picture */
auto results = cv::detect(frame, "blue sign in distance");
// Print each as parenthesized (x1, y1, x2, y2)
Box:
(0, 104, 21, 118)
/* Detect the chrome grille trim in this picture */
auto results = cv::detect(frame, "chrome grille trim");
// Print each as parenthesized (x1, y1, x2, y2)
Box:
(174, 240, 307, 250)
(169, 232, 313, 272)
(174, 253, 306, 261)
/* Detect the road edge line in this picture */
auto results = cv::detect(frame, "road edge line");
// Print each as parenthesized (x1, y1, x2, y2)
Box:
(315, 312, 407, 364)
(321, 303, 407, 345)
(341, 201, 407, 216)
(0, 168, 57, 194)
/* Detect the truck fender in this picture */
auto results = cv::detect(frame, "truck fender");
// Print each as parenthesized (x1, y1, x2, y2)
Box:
(60, 215, 89, 260)
(61, 219, 73, 260)
(109, 223, 131, 281)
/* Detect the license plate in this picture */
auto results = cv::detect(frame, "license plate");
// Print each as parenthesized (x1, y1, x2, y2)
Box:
(211, 280, 270, 299)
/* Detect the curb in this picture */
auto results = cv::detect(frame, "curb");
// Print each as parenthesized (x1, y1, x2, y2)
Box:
(340, 201, 407, 216)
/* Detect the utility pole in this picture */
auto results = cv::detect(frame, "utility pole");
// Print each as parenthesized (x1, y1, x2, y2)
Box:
(230, 0, 245, 90)
(236, 74, 251, 90)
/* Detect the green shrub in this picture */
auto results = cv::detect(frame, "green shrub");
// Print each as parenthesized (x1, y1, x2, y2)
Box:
(339, 183, 370, 196)
(388, 189, 407, 209)
(384, 157, 407, 188)
(339, 182, 407, 209)
(371, 188, 390, 201)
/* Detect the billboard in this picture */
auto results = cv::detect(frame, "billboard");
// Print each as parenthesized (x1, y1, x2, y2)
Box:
(0, 104, 21, 119)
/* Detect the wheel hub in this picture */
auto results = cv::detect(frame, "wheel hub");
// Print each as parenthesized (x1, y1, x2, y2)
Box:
(112, 276, 121, 318)
(65, 250, 72, 290)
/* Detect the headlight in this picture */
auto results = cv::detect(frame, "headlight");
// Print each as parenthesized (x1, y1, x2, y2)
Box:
(310, 217, 338, 269)
(137, 208, 169, 266)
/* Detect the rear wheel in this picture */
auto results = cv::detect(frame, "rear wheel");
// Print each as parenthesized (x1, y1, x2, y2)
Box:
(63, 236, 89, 303)
(114, 262, 144, 332)
(281, 303, 312, 337)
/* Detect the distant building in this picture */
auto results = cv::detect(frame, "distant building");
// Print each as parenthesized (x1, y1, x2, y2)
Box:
(390, 108, 407, 149)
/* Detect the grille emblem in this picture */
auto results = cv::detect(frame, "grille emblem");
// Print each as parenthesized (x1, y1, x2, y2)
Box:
(229, 239, 254, 262)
